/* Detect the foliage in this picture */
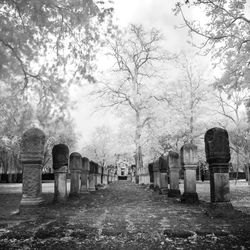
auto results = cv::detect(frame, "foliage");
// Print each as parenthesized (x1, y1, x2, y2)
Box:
(81, 125, 114, 166)
(174, 0, 250, 118)
(0, 0, 114, 174)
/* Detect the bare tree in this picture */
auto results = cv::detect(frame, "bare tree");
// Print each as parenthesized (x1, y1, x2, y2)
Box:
(94, 24, 169, 172)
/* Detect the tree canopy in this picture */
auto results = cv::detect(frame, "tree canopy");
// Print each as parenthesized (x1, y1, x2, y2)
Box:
(174, 0, 250, 99)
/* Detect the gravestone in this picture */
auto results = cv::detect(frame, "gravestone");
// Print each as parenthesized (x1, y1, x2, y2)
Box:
(89, 161, 96, 191)
(102, 168, 108, 185)
(80, 157, 90, 194)
(180, 143, 199, 203)
(148, 163, 154, 186)
(20, 128, 45, 206)
(168, 151, 181, 198)
(52, 144, 69, 202)
(153, 160, 160, 190)
(159, 156, 168, 194)
(131, 165, 136, 183)
(107, 169, 111, 183)
(205, 127, 231, 205)
(69, 152, 82, 197)
(97, 165, 102, 185)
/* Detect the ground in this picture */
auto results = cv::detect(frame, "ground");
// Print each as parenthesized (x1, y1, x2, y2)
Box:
(0, 180, 250, 250)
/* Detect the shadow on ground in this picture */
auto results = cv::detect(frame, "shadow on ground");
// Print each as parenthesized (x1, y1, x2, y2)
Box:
(0, 181, 250, 250)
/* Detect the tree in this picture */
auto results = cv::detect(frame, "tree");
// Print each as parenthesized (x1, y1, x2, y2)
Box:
(0, 0, 114, 87)
(213, 85, 249, 176)
(0, 0, 114, 137)
(145, 52, 211, 162)
(174, 0, 250, 118)
(0, 1, 115, 177)
(94, 24, 169, 172)
(82, 125, 114, 167)
(169, 53, 209, 144)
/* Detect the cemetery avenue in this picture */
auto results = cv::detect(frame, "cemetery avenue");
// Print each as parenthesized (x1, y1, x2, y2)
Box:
(0, 180, 250, 250)
(1, 1, 250, 250)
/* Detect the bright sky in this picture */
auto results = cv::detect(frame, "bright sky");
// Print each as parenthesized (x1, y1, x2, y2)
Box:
(70, 0, 212, 151)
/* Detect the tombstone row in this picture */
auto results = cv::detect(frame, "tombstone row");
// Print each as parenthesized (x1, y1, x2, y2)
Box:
(19, 128, 117, 206)
(144, 127, 231, 206)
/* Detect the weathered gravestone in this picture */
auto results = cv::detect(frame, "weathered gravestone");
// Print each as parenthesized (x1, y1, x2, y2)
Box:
(168, 151, 181, 198)
(52, 144, 69, 202)
(148, 163, 154, 187)
(159, 156, 168, 195)
(20, 128, 45, 206)
(153, 160, 160, 190)
(80, 157, 90, 194)
(97, 165, 102, 185)
(205, 127, 231, 205)
(102, 167, 108, 185)
(131, 165, 136, 183)
(107, 169, 111, 183)
(69, 152, 82, 197)
(93, 162, 99, 187)
(89, 161, 96, 191)
(127, 169, 132, 182)
(180, 143, 199, 203)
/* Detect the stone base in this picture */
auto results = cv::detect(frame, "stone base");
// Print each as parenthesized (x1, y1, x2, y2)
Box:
(181, 192, 199, 204)
(88, 187, 96, 192)
(54, 193, 68, 203)
(159, 188, 168, 195)
(207, 202, 234, 218)
(210, 201, 233, 209)
(69, 193, 80, 198)
(20, 196, 44, 206)
(168, 189, 181, 198)
(80, 189, 89, 194)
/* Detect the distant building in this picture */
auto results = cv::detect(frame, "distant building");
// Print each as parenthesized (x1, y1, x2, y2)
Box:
(117, 162, 129, 179)
(115, 153, 133, 180)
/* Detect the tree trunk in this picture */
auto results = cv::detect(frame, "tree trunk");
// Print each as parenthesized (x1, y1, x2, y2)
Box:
(248, 163, 250, 186)
(135, 111, 143, 175)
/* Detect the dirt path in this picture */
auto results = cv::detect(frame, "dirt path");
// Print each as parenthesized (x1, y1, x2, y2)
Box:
(0, 181, 250, 249)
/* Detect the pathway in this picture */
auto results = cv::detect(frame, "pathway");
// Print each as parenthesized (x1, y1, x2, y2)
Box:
(0, 181, 250, 249)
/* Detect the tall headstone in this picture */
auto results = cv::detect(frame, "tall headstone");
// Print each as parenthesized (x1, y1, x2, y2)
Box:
(107, 169, 111, 183)
(52, 144, 69, 202)
(148, 163, 154, 187)
(168, 151, 181, 197)
(131, 165, 136, 183)
(89, 161, 96, 191)
(153, 160, 160, 190)
(69, 152, 82, 197)
(247, 164, 250, 185)
(159, 156, 168, 194)
(102, 168, 108, 185)
(97, 165, 102, 185)
(80, 157, 90, 194)
(20, 128, 45, 206)
(205, 127, 231, 204)
(180, 143, 199, 203)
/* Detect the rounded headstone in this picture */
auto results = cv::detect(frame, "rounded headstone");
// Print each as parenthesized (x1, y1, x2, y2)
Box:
(82, 157, 90, 171)
(205, 127, 230, 164)
(20, 128, 46, 163)
(159, 156, 168, 173)
(89, 161, 96, 174)
(52, 144, 69, 170)
(153, 160, 159, 172)
(69, 152, 82, 171)
(180, 143, 197, 166)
